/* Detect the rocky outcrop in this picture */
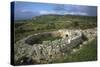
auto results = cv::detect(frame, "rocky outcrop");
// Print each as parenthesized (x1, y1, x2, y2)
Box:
(14, 28, 97, 64)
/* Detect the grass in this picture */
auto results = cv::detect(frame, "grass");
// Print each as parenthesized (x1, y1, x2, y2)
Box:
(14, 15, 97, 65)
(14, 15, 97, 42)
(56, 37, 97, 63)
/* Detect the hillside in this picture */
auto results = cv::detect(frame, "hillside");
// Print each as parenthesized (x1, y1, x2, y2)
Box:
(14, 15, 97, 65)
(14, 15, 97, 42)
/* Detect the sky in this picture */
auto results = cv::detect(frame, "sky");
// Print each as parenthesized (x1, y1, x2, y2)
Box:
(13, 1, 97, 20)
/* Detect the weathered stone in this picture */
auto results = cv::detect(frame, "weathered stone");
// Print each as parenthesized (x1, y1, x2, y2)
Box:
(14, 28, 97, 64)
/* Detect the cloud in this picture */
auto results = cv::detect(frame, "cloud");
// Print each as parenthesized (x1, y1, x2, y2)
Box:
(40, 10, 58, 15)
(39, 10, 88, 16)
(14, 9, 40, 20)
(20, 9, 30, 12)
(66, 12, 88, 15)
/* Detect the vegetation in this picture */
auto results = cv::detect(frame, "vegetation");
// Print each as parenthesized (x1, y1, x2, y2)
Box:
(53, 37, 97, 63)
(14, 15, 97, 64)
(14, 15, 97, 42)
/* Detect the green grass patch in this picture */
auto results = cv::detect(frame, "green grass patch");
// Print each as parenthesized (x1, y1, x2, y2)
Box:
(14, 15, 97, 42)
(62, 38, 97, 62)
(52, 38, 97, 63)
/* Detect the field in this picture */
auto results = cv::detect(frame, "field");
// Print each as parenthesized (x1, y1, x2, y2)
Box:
(14, 15, 97, 65)
(14, 15, 97, 42)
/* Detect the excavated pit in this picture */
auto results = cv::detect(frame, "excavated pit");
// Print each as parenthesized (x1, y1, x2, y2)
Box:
(25, 32, 62, 45)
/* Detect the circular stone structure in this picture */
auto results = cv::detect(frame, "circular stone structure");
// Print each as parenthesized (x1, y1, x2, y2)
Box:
(25, 32, 62, 45)
(14, 29, 87, 64)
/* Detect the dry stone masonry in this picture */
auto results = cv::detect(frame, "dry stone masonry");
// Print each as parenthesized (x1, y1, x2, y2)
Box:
(14, 28, 97, 64)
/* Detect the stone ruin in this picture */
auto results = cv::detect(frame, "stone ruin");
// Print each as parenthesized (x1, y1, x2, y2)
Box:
(14, 28, 97, 64)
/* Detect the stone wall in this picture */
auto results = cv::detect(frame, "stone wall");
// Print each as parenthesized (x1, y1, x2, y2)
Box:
(14, 28, 97, 64)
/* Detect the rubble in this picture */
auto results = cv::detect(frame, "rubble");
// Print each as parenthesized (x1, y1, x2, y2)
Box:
(14, 28, 97, 64)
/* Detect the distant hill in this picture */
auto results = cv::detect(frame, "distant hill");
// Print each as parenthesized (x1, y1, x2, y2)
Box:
(15, 14, 97, 21)
(14, 15, 97, 42)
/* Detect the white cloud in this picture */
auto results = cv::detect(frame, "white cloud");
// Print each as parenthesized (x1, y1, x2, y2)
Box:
(40, 10, 58, 15)
(66, 12, 88, 15)
(39, 10, 88, 16)
(20, 9, 30, 12)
